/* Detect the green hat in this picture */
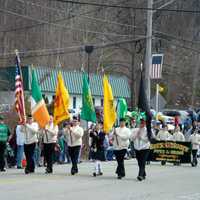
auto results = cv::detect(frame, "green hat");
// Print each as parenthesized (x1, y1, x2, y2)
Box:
(0, 115, 4, 120)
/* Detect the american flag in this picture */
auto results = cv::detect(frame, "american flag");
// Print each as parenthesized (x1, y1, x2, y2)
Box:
(15, 53, 26, 124)
(150, 54, 163, 79)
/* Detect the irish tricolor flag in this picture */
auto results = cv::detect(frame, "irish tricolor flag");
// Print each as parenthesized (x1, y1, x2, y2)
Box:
(31, 69, 50, 128)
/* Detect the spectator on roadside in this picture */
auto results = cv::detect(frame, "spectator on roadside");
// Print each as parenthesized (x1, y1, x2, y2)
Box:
(16, 124, 25, 169)
(103, 134, 109, 161)
(62, 122, 71, 163)
(58, 131, 65, 164)
(0, 115, 10, 172)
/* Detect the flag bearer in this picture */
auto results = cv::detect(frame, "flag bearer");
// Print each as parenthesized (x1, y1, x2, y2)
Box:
(63, 116, 84, 175)
(41, 115, 58, 174)
(112, 118, 131, 179)
(131, 119, 150, 181)
(21, 115, 38, 174)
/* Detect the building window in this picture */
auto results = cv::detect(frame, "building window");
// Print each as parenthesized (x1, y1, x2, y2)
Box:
(73, 97, 76, 109)
(93, 98, 95, 106)
(101, 99, 103, 107)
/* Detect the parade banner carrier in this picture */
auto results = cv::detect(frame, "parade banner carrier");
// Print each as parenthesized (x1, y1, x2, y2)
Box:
(150, 141, 192, 163)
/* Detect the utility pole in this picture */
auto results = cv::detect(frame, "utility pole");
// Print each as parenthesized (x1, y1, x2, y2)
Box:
(85, 45, 94, 83)
(145, 0, 153, 106)
(130, 10, 136, 109)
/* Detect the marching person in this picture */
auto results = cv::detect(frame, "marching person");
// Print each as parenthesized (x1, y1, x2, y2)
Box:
(131, 119, 150, 181)
(172, 126, 185, 166)
(156, 124, 173, 165)
(21, 115, 38, 174)
(172, 126, 185, 142)
(0, 115, 10, 172)
(112, 118, 131, 179)
(89, 122, 105, 177)
(41, 115, 58, 174)
(63, 116, 84, 175)
(156, 124, 172, 141)
(189, 129, 200, 167)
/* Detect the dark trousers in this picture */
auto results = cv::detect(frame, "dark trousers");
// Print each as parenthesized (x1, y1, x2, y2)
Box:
(135, 149, 150, 178)
(44, 143, 55, 172)
(0, 142, 6, 170)
(64, 142, 71, 163)
(68, 146, 81, 173)
(24, 143, 36, 172)
(192, 150, 198, 166)
(114, 149, 127, 177)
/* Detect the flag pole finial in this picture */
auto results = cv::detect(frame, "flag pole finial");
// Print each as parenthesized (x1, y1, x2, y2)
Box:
(140, 63, 143, 71)
(81, 64, 84, 72)
(15, 49, 19, 56)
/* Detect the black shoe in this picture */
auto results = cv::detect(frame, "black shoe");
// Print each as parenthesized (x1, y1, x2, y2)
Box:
(45, 168, 52, 174)
(137, 176, 143, 181)
(93, 172, 96, 177)
(25, 169, 30, 174)
(117, 176, 122, 179)
(99, 172, 103, 176)
(17, 166, 23, 169)
(71, 169, 76, 175)
(0, 168, 6, 172)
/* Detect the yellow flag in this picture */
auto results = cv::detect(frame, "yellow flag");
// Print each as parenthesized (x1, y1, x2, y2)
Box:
(103, 75, 117, 133)
(159, 85, 164, 92)
(54, 72, 70, 125)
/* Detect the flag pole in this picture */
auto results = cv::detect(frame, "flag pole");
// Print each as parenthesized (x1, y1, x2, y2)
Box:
(15, 49, 26, 123)
(156, 84, 159, 113)
(15, 49, 24, 84)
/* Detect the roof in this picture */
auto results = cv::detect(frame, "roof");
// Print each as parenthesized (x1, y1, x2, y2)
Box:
(0, 66, 130, 98)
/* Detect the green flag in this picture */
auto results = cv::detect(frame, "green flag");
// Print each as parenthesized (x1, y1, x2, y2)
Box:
(31, 69, 50, 128)
(80, 73, 96, 123)
(117, 98, 128, 119)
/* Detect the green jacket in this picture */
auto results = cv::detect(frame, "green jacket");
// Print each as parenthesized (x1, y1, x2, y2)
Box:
(0, 123, 10, 142)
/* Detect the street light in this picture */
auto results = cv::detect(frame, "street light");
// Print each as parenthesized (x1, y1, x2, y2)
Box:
(85, 45, 94, 83)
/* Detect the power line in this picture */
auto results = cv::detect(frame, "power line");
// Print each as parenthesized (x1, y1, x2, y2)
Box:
(0, 5, 101, 33)
(0, 36, 148, 59)
(52, 0, 200, 14)
(0, 8, 132, 37)
(155, 35, 200, 54)
(0, 0, 141, 34)
(153, 30, 200, 45)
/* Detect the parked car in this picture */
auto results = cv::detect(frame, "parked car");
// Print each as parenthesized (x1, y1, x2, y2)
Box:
(157, 112, 175, 125)
(161, 109, 189, 124)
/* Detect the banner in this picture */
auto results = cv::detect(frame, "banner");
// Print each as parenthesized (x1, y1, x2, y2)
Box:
(150, 141, 192, 163)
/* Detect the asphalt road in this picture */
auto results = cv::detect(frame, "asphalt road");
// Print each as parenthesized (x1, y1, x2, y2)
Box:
(0, 159, 199, 200)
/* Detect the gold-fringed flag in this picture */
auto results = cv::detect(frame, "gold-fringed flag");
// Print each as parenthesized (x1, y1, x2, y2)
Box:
(15, 50, 26, 124)
(159, 85, 164, 92)
(31, 68, 50, 128)
(103, 75, 116, 133)
(54, 72, 70, 125)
